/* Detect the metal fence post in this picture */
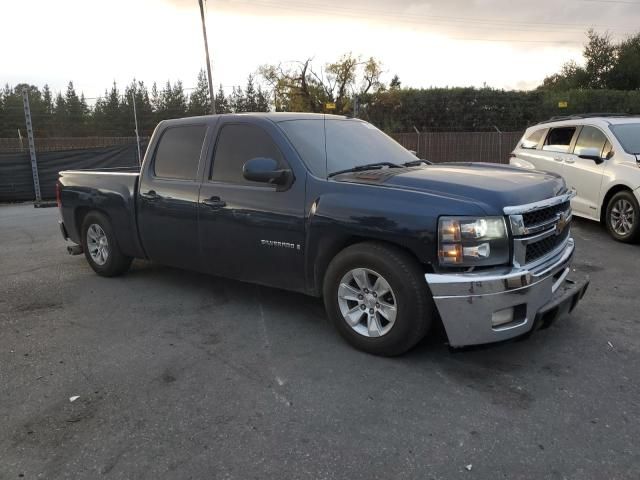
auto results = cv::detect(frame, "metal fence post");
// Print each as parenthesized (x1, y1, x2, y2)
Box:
(493, 125, 503, 163)
(131, 92, 142, 165)
(22, 89, 42, 203)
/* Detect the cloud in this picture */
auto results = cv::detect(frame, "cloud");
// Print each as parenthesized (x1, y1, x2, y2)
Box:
(163, 0, 638, 44)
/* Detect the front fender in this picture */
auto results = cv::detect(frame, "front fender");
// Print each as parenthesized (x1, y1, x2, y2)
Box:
(303, 178, 487, 294)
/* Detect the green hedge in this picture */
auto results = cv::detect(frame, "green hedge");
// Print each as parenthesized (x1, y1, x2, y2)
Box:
(359, 88, 640, 132)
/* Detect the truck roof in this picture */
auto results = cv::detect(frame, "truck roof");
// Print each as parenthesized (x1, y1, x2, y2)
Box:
(158, 112, 348, 126)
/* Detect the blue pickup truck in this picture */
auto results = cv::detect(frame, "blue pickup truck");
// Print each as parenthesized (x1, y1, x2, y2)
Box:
(57, 113, 588, 355)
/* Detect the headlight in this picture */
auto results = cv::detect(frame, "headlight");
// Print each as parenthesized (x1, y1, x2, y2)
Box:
(438, 216, 509, 267)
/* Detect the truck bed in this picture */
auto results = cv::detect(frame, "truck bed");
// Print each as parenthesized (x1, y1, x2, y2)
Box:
(58, 167, 144, 259)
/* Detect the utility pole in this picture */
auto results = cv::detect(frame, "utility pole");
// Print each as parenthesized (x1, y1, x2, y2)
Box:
(22, 89, 42, 203)
(131, 92, 142, 165)
(198, 0, 216, 114)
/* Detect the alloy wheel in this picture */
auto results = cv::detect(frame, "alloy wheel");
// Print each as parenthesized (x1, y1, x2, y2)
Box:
(337, 268, 398, 337)
(87, 223, 109, 266)
(610, 199, 635, 237)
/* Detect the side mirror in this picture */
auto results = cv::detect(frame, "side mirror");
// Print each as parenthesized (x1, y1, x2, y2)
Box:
(409, 150, 418, 157)
(242, 157, 291, 186)
(577, 147, 604, 164)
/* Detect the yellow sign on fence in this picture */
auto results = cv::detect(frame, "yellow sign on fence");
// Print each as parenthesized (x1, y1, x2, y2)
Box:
(558, 101, 568, 108)
(325, 102, 336, 110)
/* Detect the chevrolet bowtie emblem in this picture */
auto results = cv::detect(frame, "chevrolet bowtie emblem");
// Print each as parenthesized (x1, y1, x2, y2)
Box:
(556, 211, 569, 236)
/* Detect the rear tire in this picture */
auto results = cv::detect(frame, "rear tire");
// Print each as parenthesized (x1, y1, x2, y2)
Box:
(323, 242, 435, 356)
(605, 190, 640, 243)
(81, 211, 132, 277)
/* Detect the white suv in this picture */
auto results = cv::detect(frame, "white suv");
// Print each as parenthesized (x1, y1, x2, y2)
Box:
(510, 115, 640, 242)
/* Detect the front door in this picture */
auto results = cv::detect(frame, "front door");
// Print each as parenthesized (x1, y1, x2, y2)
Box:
(565, 125, 609, 218)
(197, 119, 306, 292)
(137, 123, 208, 270)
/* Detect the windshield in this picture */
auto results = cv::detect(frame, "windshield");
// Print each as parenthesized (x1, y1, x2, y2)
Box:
(277, 118, 417, 177)
(610, 123, 640, 155)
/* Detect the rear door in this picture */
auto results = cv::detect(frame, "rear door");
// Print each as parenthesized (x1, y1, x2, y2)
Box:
(565, 125, 609, 218)
(538, 126, 579, 177)
(197, 118, 306, 292)
(137, 122, 209, 270)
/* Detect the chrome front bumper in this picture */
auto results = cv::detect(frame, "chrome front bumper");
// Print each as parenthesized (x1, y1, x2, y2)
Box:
(425, 238, 589, 347)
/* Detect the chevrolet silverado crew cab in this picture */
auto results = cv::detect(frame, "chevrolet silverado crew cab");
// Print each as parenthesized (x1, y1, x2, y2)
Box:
(510, 114, 640, 243)
(58, 113, 589, 356)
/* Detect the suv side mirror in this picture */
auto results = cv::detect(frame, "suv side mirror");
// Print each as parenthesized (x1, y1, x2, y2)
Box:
(577, 147, 605, 164)
(243, 157, 291, 186)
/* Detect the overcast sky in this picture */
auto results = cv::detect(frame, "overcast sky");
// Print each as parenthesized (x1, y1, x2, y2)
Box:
(2, 0, 639, 100)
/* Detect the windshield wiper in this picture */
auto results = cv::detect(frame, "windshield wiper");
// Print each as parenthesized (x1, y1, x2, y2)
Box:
(402, 159, 432, 167)
(328, 162, 402, 178)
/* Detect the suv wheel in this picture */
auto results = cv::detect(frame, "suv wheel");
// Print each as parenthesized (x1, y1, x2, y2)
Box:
(81, 211, 133, 276)
(323, 242, 435, 356)
(605, 190, 640, 243)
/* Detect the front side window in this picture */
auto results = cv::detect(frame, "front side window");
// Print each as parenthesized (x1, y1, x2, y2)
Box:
(574, 126, 608, 156)
(211, 124, 284, 185)
(610, 123, 640, 155)
(542, 127, 576, 153)
(520, 129, 546, 149)
(153, 125, 207, 180)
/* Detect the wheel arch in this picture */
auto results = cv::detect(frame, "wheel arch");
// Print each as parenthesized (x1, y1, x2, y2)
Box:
(600, 184, 634, 223)
(311, 236, 430, 298)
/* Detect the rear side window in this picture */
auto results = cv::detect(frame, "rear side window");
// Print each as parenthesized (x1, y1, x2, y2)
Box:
(211, 124, 284, 185)
(543, 127, 576, 153)
(520, 129, 546, 149)
(154, 125, 207, 180)
(574, 126, 608, 156)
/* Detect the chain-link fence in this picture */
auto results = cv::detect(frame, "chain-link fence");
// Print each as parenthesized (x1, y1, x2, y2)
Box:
(392, 131, 523, 164)
(0, 130, 524, 203)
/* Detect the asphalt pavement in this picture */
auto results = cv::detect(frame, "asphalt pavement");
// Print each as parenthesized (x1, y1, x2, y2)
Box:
(0, 203, 638, 479)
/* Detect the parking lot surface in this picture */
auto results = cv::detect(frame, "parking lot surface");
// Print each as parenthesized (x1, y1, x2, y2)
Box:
(1, 203, 639, 479)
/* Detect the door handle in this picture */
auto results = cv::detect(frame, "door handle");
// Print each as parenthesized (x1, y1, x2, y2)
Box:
(564, 158, 575, 164)
(553, 157, 564, 162)
(140, 190, 160, 201)
(202, 196, 226, 209)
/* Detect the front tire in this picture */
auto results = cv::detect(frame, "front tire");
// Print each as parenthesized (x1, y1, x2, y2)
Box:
(605, 190, 640, 243)
(323, 242, 435, 356)
(81, 211, 132, 277)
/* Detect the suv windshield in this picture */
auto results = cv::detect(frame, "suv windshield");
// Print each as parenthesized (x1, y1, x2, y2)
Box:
(610, 123, 640, 154)
(277, 118, 417, 177)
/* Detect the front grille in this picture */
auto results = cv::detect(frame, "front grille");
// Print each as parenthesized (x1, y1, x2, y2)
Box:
(522, 201, 570, 227)
(525, 224, 571, 263)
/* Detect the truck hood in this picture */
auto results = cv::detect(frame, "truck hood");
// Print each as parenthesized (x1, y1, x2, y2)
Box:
(332, 163, 566, 215)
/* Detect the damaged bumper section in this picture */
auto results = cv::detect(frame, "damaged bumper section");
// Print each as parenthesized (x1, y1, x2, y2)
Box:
(425, 238, 589, 347)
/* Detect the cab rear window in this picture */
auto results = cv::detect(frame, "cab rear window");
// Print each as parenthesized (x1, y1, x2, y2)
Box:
(153, 125, 207, 180)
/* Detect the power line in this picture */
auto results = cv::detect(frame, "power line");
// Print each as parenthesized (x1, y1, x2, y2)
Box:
(223, 0, 633, 33)
(579, 0, 640, 4)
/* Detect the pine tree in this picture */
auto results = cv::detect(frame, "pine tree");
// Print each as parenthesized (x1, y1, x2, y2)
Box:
(150, 82, 163, 114)
(230, 86, 246, 113)
(214, 84, 231, 113)
(159, 81, 187, 120)
(123, 80, 153, 137)
(188, 69, 211, 116)
(244, 75, 258, 112)
(256, 85, 270, 112)
(93, 82, 124, 136)
(64, 82, 87, 135)
(42, 85, 53, 114)
(53, 92, 66, 136)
